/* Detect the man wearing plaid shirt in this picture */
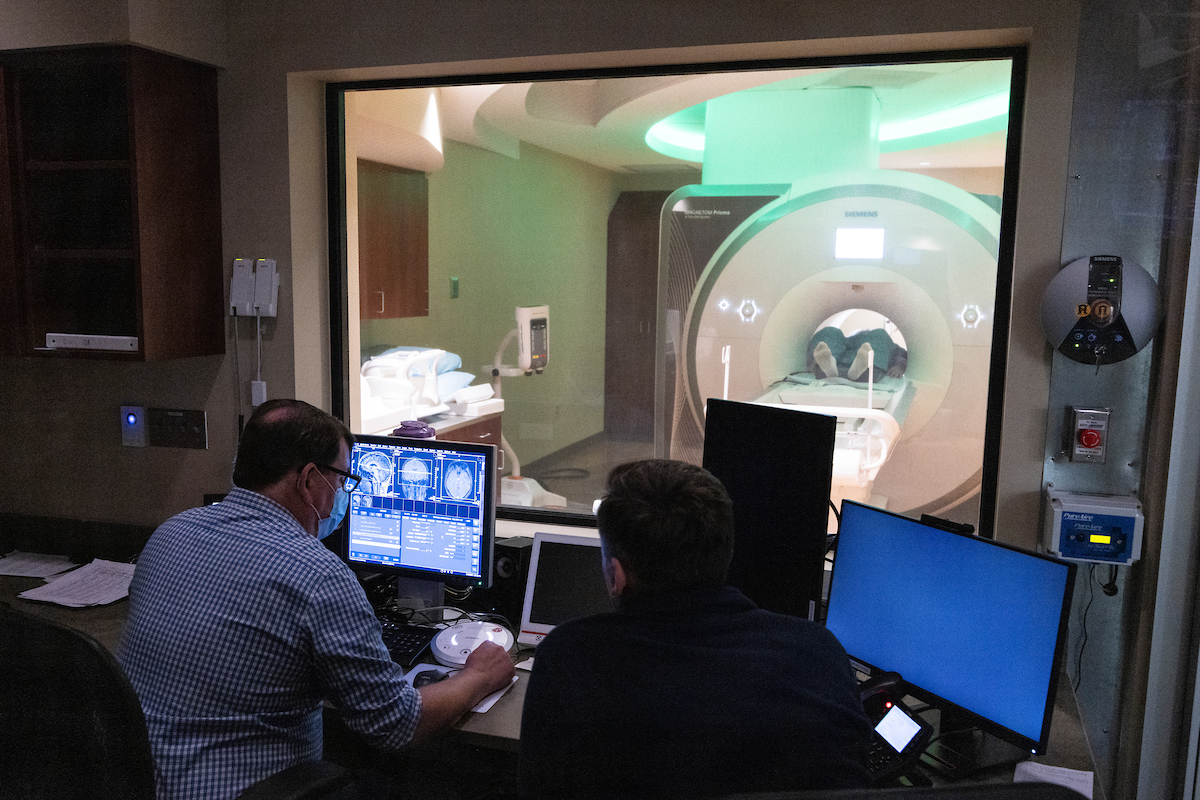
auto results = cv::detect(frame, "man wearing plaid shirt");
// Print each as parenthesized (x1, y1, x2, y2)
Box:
(118, 399, 513, 799)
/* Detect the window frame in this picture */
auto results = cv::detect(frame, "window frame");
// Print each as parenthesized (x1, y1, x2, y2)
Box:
(324, 46, 1028, 534)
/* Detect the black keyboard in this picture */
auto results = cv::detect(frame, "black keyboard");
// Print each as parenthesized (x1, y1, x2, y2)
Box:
(376, 614, 440, 666)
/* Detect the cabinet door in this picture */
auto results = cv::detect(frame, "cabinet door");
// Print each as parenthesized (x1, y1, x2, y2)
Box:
(357, 159, 429, 319)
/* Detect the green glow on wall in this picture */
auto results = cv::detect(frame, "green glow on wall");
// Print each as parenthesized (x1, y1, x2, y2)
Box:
(878, 91, 1009, 141)
(645, 89, 1010, 166)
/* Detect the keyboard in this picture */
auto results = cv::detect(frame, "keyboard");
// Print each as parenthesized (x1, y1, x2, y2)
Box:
(376, 613, 440, 666)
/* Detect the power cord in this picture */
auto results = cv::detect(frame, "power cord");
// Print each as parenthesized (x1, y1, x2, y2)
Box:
(1074, 563, 1117, 693)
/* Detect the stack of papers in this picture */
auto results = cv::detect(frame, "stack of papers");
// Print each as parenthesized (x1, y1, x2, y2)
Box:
(0, 550, 75, 578)
(1014, 761, 1093, 799)
(17, 559, 136, 607)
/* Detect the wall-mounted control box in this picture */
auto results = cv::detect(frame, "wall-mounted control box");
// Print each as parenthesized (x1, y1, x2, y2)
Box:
(1045, 489, 1143, 565)
(1066, 406, 1109, 463)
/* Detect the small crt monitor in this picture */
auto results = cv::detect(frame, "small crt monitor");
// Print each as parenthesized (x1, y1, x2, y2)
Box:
(344, 434, 496, 588)
(518, 530, 613, 646)
(825, 501, 1076, 762)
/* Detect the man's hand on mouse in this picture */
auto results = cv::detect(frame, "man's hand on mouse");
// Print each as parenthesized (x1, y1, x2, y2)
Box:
(461, 641, 516, 695)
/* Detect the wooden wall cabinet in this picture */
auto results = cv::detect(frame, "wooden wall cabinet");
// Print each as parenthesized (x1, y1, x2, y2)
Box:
(357, 159, 429, 320)
(0, 46, 223, 360)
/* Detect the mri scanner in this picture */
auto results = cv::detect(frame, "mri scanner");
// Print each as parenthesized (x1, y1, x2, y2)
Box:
(658, 168, 1002, 523)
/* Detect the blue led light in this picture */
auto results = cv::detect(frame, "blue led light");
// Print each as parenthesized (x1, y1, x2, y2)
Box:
(126, 413, 138, 426)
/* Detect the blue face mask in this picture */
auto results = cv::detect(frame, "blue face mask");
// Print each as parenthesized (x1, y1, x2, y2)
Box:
(313, 472, 351, 540)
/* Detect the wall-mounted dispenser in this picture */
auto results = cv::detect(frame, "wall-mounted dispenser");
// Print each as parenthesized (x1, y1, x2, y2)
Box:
(1040, 255, 1159, 367)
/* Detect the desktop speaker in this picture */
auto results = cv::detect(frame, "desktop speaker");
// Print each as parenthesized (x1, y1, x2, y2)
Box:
(457, 536, 532, 627)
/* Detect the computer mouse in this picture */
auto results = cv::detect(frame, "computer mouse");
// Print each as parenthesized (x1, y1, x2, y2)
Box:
(413, 670, 451, 688)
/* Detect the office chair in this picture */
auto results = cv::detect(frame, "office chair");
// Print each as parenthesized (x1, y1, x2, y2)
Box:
(0, 602, 352, 800)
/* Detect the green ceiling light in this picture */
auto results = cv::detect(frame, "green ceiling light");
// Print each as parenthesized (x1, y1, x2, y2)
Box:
(646, 103, 707, 162)
(878, 91, 1010, 153)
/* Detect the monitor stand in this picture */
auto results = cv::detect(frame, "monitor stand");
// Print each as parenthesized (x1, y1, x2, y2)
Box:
(396, 576, 444, 614)
(919, 707, 1029, 779)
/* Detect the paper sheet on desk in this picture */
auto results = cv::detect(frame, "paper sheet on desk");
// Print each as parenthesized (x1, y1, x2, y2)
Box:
(0, 550, 75, 578)
(471, 676, 518, 713)
(18, 559, 136, 607)
(1014, 761, 1093, 799)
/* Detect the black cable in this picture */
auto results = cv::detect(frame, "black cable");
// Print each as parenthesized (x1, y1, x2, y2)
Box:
(1073, 564, 1096, 693)
(1101, 564, 1119, 596)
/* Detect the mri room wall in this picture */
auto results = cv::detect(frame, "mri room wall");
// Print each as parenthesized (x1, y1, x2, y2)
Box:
(6, 0, 1200, 795)
(358, 138, 614, 464)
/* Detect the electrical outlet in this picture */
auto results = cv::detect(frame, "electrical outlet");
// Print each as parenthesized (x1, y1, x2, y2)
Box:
(147, 408, 208, 449)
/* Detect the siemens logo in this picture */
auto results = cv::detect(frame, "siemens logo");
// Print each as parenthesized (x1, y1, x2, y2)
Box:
(845, 211, 878, 218)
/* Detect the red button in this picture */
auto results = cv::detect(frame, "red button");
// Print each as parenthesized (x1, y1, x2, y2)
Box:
(1079, 428, 1102, 448)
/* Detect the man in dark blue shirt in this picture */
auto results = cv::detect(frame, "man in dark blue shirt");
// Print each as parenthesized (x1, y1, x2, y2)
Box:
(518, 459, 871, 798)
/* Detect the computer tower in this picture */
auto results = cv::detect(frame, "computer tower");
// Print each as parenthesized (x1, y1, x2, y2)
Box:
(457, 536, 533, 627)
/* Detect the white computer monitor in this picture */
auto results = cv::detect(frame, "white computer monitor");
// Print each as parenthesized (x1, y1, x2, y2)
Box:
(517, 530, 612, 646)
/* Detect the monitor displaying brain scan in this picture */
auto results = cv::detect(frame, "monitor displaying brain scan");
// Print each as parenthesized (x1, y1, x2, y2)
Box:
(344, 435, 496, 587)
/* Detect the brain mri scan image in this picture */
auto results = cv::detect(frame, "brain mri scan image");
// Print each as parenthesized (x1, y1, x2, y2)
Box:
(358, 451, 393, 495)
(400, 456, 433, 500)
(443, 460, 477, 500)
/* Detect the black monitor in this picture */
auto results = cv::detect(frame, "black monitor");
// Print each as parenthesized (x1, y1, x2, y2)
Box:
(702, 399, 836, 620)
(825, 501, 1076, 765)
(343, 434, 496, 588)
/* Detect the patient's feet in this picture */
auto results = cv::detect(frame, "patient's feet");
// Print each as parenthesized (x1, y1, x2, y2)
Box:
(847, 343, 874, 381)
(813, 341, 838, 378)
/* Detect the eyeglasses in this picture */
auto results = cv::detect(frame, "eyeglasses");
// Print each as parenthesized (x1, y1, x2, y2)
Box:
(319, 464, 362, 493)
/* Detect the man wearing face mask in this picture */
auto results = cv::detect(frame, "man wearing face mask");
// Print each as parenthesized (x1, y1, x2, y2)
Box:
(518, 459, 871, 798)
(119, 399, 513, 800)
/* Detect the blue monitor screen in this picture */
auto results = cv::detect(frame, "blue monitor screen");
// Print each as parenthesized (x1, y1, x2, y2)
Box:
(825, 501, 1075, 752)
(345, 435, 496, 587)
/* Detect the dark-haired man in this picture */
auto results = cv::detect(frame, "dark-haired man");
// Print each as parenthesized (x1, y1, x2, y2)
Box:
(518, 459, 870, 798)
(119, 399, 513, 799)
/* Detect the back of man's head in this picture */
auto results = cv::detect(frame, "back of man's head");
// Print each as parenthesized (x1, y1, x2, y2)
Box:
(232, 399, 354, 492)
(597, 459, 734, 594)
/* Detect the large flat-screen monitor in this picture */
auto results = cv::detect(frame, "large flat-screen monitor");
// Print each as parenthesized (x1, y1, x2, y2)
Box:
(343, 434, 496, 588)
(702, 399, 836, 620)
(825, 501, 1076, 762)
(517, 531, 613, 646)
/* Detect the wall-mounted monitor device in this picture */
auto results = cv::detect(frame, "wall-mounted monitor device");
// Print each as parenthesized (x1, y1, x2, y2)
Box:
(517, 531, 612, 646)
(343, 434, 496, 588)
(825, 501, 1076, 773)
(702, 399, 836, 620)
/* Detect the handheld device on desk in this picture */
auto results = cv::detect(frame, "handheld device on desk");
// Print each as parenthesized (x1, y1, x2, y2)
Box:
(860, 671, 934, 785)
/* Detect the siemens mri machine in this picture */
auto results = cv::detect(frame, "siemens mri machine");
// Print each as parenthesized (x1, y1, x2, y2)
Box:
(656, 169, 1001, 528)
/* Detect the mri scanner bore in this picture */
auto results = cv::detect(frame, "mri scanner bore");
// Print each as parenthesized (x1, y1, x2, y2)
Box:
(659, 169, 1002, 525)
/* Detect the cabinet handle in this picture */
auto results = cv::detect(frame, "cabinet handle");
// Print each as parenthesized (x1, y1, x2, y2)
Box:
(376, 291, 385, 313)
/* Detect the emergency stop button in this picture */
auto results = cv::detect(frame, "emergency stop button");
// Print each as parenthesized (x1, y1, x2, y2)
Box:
(1079, 428, 1102, 449)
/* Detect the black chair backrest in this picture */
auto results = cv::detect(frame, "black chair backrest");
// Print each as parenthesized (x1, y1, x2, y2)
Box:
(0, 602, 156, 800)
